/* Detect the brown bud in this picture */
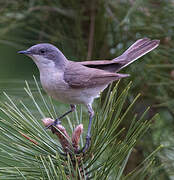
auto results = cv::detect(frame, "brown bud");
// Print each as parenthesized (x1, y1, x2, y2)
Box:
(42, 118, 71, 152)
(42, 118, 84, 153)
(72, 124, 83, 151)
(42, 117, 54, 127)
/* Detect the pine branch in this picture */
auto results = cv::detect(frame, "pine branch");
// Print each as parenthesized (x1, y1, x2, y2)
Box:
(0, 79, 161, 179)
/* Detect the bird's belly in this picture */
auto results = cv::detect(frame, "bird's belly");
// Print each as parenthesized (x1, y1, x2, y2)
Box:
(40, 72, 107, 105)
(45, 86, 103, 105)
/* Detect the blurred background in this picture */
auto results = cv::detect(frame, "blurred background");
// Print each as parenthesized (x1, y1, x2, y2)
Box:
(0, 0, 174, 179)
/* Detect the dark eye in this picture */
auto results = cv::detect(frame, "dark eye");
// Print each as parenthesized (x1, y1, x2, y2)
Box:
(40, 49, 45, 54)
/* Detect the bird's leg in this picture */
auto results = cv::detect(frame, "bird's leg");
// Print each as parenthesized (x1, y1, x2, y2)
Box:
(79, 104, 94, 153)
(46, 104, 76, 129)
(58, 104, 76, 121)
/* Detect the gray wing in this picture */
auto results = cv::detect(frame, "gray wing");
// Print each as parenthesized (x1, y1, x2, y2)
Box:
(64, 62, 129, 88)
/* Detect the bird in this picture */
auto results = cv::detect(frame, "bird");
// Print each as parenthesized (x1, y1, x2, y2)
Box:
(18, 38, 160, 153)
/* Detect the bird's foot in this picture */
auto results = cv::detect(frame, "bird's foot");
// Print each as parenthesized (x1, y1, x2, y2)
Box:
(45, 118, 61, 129)
(76, 135, 91, 154)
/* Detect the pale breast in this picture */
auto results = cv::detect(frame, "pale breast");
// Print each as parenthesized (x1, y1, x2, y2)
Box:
(40, 70, 107, 105)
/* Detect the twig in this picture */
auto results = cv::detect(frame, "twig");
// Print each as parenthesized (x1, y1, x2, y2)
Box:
(87, 1, 96, 60)
(42, 118, 83, 153)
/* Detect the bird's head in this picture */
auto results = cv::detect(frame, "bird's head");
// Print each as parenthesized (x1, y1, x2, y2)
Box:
(18, 43, 67, 70)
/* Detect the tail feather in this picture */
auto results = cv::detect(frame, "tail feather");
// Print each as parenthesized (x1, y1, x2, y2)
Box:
(116, 73, 130, 79)
(113, 38, 160, 71)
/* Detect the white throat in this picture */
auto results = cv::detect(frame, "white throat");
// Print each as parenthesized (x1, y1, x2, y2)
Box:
(30, 55, 57, 71)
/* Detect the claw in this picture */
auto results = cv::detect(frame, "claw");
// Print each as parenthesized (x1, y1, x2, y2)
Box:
(82, 136, 91, 153)
(76, 135, 91, 154)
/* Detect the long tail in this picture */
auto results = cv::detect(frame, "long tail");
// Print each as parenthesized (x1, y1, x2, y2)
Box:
(113, 38, 160, 72)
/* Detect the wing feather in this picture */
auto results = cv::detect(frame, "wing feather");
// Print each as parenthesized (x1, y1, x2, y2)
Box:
(64, 62, 129, 88)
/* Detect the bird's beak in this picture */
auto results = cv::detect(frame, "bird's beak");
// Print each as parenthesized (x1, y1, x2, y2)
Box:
(18, 50, 31, 55)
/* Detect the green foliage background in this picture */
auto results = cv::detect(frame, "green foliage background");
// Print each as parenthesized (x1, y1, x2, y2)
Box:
(0, 0, 174, 179)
